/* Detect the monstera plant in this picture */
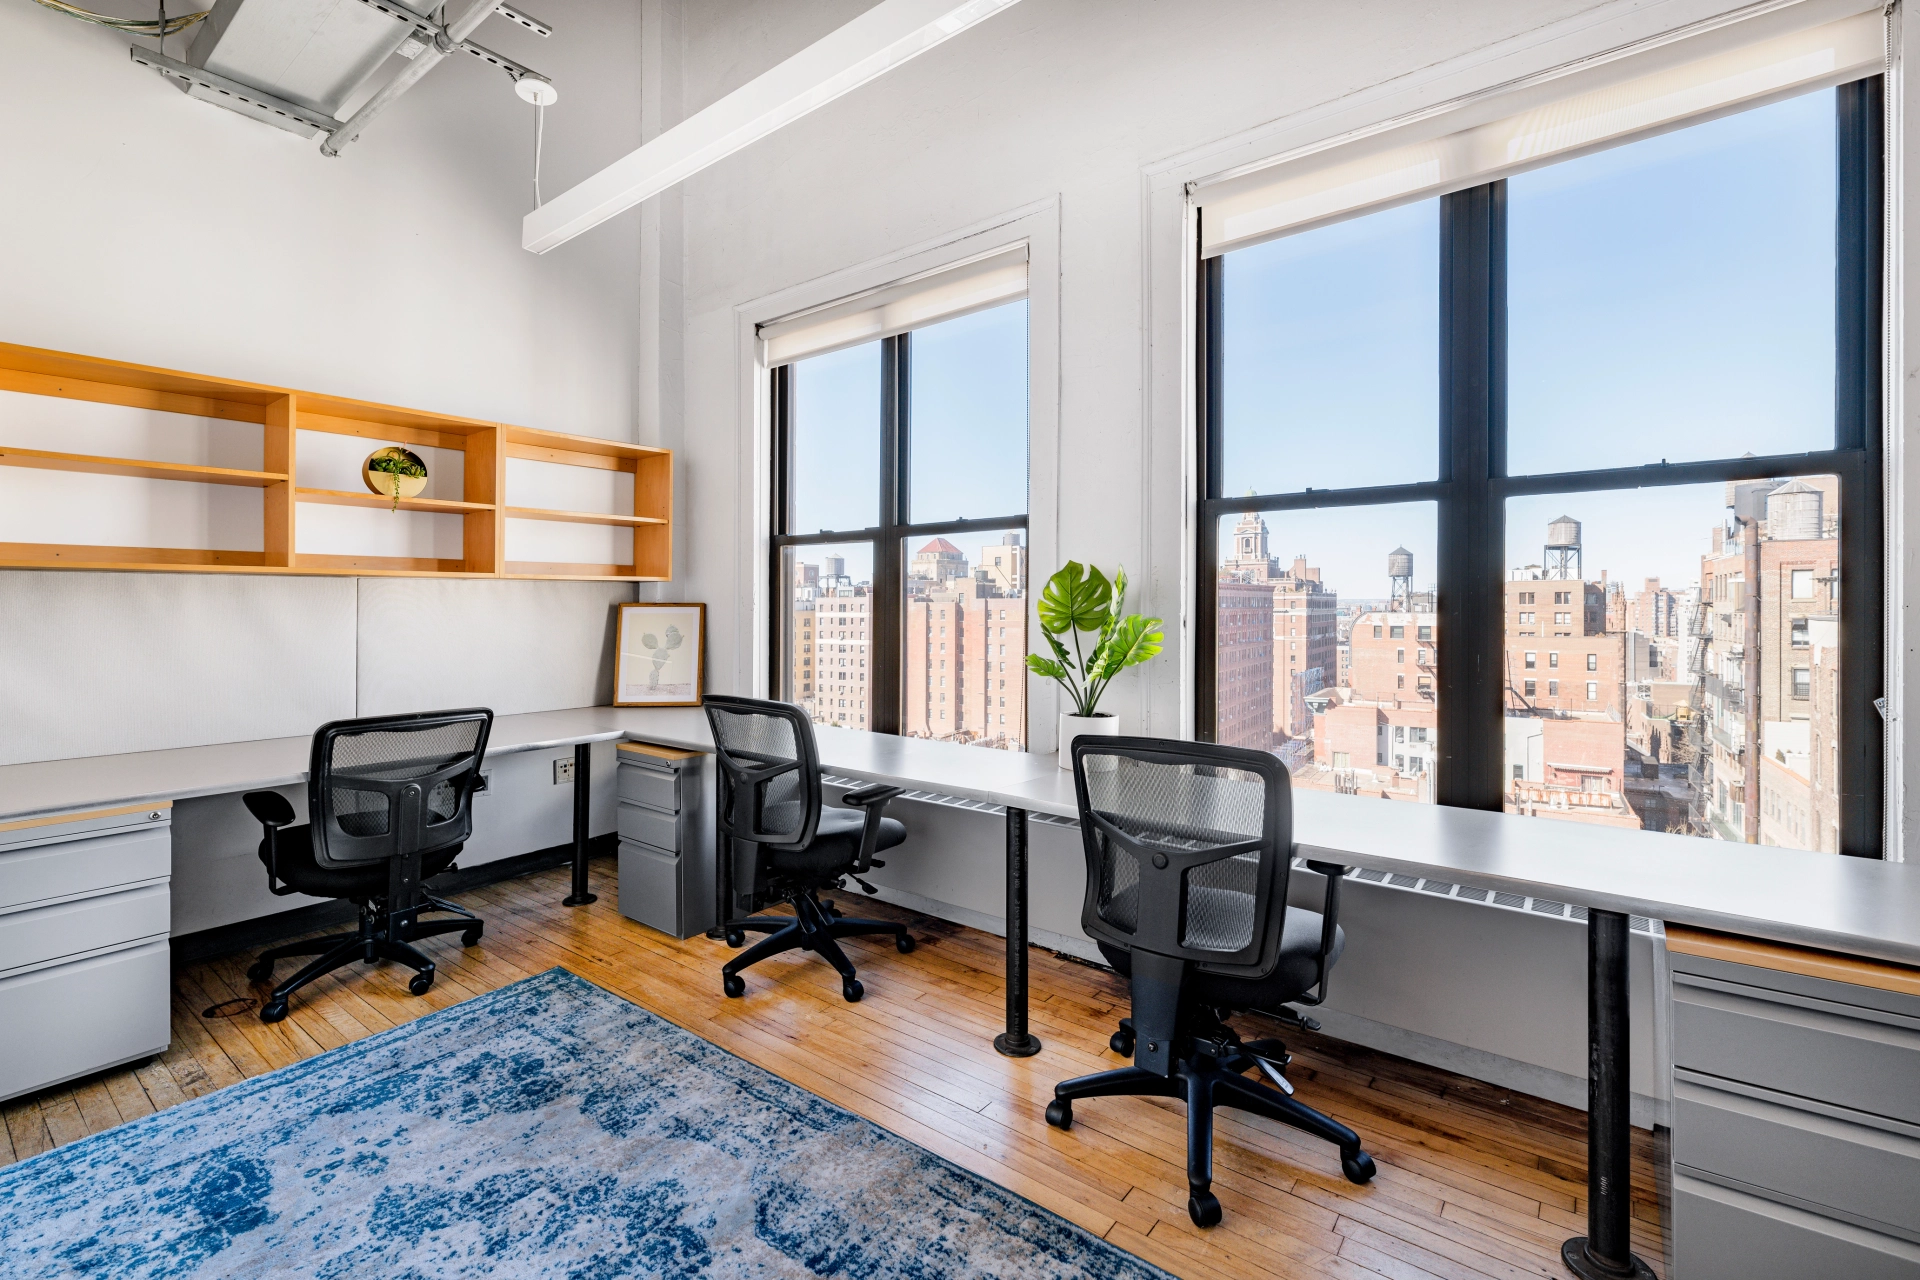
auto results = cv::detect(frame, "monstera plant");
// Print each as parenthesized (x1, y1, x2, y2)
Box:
(1025, 562, 1164, 718)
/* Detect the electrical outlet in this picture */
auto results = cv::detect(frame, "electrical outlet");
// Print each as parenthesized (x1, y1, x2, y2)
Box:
(553, 757, 575, 785)
(476, 772, 493, 796)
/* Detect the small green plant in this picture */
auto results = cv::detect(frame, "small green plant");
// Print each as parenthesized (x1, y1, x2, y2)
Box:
(367, 449, 427, 510)
(1025, 562, 1164, 717)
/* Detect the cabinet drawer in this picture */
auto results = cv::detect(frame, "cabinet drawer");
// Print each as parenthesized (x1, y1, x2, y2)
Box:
(0, 884, 170, 978)
(1674, 974, 1920, 1126)
(618, 840, 686, 938)
(617, 764, 681, 814)
(0, 825, 171, 914)
(1674, 1173, 1920, 1280)
(1675, 1072, 1920, 1237)
(0, 941, 170, 1103)
(617, 803, 681, 854)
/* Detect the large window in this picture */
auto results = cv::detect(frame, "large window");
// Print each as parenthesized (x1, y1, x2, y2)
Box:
(1198, 81, 1884, 855)
(773, 299, 1030, 748)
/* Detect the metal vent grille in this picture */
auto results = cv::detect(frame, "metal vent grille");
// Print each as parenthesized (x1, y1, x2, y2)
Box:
(1493, 891, 1528, 909)
(1531, 899, 1568, 915)
(1420, 880, 1455, 895)
(1388, 873, 1420, 889)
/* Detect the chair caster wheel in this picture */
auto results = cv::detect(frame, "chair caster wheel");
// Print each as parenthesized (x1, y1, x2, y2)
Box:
(409, 969, 435, 996)
(461, 926, 483, 947)
(1188, 1191, 1222, 1228)
(260, 1000, 288, 1023)
(1045, 1099, 1073, 1130)
(842, 979, 864, 1003)
(896, 933, 916, 953)
(1109, 1029, 1135, 1056)
(246, 960, 273, 983)
(1342, 1150, 1377, 1185)
(725, 931, 745, 948)
(723, 973, 746, 998)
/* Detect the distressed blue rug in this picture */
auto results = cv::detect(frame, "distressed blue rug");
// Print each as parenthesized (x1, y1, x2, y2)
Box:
(0, 969, 1169, 1279)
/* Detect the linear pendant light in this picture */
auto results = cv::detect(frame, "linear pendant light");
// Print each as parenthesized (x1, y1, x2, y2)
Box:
(521, 0, 1027, 254)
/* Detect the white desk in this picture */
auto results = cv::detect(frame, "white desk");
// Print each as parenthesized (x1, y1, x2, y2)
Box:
(9, 708, 1920, 1280)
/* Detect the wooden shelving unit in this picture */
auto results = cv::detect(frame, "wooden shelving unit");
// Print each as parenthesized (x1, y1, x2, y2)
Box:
(0, 343, 671, 581)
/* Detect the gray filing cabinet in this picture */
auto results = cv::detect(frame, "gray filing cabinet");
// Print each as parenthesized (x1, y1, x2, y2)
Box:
(0, 804, 173, 1102)
(1669, 932, 1920, 1279)
(615, 742, 715, 940)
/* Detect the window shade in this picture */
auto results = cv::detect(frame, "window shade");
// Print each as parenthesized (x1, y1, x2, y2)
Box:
(1196, 10, 1883, 258)
(760, 244, 1029, 365)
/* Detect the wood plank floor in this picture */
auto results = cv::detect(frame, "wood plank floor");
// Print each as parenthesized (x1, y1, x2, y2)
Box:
(2, 857, 1666, 1279)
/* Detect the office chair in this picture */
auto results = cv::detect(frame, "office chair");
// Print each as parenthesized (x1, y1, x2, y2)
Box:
(240, 709, 493, 1024)
(1043, 735, 1375, 1228)
(704, 695, 914, 1002)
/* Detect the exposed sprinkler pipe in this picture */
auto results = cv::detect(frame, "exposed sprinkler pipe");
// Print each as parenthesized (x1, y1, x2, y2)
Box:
(321, 0, 497, 157)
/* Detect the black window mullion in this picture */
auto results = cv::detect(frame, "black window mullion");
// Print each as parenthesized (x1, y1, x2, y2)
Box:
(1435, 181, 1507, 811)
(1195, 252, 1225, 741)
(871, 334, 909, 735)
(1836, 74, 1885, 857)
(768, 363, 792, 698)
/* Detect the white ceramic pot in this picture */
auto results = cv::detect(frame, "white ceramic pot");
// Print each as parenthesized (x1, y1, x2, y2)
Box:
(1058, 712, 1120, 770)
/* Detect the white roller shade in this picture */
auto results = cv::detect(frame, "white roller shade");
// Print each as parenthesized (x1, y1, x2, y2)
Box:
(761, 245, 1028, 365)
(1197, 10, 1883, 258)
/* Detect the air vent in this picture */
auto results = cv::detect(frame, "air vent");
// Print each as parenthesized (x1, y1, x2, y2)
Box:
(1570, 905, 1590, 922)
(1531, 899, 1568, 916)
(1357, 868, 1388, 882)
(1457, 887, 1489, 902)
(1420, 880, 1455, 895)
(1388, 873, 1420, 888)
(1493, 891, 1527, 909)
(1631, 916, 1652, 933)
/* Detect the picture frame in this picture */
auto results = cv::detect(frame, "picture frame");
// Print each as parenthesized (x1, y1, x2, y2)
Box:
(613, 603, 706, 707)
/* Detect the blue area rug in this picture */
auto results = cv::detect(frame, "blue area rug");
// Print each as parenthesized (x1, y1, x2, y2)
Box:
(0, 969, 1170, 1279)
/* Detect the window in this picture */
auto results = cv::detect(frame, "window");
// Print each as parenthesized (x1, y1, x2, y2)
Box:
(1198, 78, 1883, 855)
(773, 299, 1031, 750)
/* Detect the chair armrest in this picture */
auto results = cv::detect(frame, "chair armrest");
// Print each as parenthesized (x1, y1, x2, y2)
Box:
(244, 791, 295, 828)
(243, 791, 299, 896)
(841, 783, 904, 809)
(841, 784, 904, 874)
(1293, 858, 1349, 1007)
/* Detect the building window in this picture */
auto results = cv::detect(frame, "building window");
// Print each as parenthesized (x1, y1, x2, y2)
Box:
(773, 298, 1031, 751)
(1197, 77, 1884, 854)
(1792, 667, 1811, 699)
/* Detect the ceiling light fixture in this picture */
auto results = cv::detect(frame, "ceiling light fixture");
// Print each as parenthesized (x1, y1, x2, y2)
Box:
(520, 0, 1026, 254)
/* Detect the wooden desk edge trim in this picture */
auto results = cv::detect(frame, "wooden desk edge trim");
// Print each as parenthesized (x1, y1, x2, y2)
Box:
(0, 800, 173, 834)
(617, 741, 705, 761)
(1666, 924, 1920, 999)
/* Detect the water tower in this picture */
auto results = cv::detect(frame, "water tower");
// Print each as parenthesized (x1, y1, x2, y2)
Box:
(1545, 515, 1582, 580)
(1765, 479, 1823, 541)
(1387, 546, 1414, 611)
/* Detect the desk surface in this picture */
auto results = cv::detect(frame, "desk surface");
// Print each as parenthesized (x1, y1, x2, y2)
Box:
(4, 707, 1917, 968)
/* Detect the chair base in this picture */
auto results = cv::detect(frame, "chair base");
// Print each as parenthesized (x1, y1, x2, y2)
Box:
(247, 894, 482, 1022)
(1047, 1013, 1375, 1227)
(719, 888, 913, 1002)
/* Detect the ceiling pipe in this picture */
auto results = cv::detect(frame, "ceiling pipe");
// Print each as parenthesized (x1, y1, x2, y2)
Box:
(321, 0, 500, 157)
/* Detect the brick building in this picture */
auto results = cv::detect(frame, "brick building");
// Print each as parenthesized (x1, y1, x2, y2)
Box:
(1220, 511, 1338, 739)
(1214, 577, 1275, 751)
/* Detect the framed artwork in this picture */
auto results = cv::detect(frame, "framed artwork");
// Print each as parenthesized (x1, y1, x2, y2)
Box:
(613, 603, 706, 707)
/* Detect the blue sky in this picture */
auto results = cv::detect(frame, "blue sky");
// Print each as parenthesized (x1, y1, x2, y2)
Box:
(1220, 87, 1838, 594)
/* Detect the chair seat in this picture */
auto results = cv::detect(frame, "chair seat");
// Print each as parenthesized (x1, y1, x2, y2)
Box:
(767, 804, 907, 877)
(259, 826, 462, 899)
(1098, 905, 1344, 1010)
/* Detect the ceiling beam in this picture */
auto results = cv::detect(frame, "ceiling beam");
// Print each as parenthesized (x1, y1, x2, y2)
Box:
(520, 0, 1026, 254)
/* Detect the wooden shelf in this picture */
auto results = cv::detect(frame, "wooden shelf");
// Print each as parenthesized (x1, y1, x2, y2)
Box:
(503, 506, 664, 527)
(0, 341, 672, 581)
(297, 488, 493, 515)
(0, 447, 285, 487)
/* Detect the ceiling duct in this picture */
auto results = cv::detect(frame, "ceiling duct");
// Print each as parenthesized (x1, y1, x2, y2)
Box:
(125, 0, 556, 152)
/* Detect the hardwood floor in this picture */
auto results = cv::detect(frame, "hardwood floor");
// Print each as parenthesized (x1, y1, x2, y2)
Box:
(1, 858, 1667, 1279)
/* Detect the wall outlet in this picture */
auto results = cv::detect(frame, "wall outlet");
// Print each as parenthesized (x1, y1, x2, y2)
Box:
(476, 771, 492, 796)
(553, 757, 575, 785)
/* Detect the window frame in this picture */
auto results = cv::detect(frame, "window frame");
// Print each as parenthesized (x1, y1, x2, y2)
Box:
(769, 323, 1030, 736)
(1194, 77, 1885, 857)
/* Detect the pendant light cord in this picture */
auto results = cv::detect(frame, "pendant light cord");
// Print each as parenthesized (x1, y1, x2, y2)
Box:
(533, 101, 546, 208)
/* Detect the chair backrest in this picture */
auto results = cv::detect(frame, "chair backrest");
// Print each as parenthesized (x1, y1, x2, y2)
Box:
(1072, 735, 1293, 981)
(308, 709, 492, 870)
(703, 695, 822, 852)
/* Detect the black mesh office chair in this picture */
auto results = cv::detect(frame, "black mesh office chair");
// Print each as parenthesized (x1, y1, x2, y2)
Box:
(704, 695, 915, 1002)
(240, 709, 493, 1024)
(1043, 735, 1375, 1228)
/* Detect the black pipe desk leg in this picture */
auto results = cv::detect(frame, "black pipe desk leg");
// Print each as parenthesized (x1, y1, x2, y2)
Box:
(1562, 908, 1654, 1279)
(563, 743, 597, 907)
(993, 806, 1041, 1058)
